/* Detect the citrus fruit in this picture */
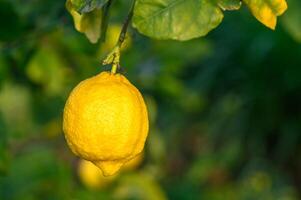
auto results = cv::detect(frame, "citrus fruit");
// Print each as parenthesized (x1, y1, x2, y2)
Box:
(63, 71, 149, 176)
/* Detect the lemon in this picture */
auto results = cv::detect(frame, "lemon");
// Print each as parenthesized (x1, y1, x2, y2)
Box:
(78, 159, 117, 189)
(63, 71, 149, 176)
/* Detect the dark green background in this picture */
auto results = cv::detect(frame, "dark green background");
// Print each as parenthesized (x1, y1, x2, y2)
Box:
(0, 0, 301, 199)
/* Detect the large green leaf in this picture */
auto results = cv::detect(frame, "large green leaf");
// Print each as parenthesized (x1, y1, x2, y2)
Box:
(218, 0, 242, 10)
(67, 0, 102, 43)
(133, 0, 224, 41)
(243, 0, 288, 29)
(70, 0, 109, 13)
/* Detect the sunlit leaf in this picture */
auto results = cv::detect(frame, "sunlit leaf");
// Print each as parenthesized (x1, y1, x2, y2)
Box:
(218, 0, 242, 10)
(70, 0, 109, 13)
(133, 0, 224, 41)
(66, 0, 102, 43)
(243, 0, 288, 29)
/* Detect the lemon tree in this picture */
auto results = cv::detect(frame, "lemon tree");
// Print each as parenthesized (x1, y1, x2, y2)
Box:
(63, 0, 289, 177)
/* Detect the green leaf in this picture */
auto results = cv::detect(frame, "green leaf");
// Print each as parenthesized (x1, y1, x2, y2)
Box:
(133, 0, 224, 41)
(218, 0, 242, 10)
(243, 0, 288, 29)
(282, 0, 301, 42)
(26, 46, 68, 95)
(67, 0, 102, 43)
(70, 0, 109, 13)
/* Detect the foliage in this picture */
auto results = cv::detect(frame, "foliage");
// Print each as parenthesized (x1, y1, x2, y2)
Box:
(282, 0, 301, 42)
(66, 0, 102, 43)
(67, 0, 288, 42)
(0, 0, 301, 200)
(71, 0, 109, 13)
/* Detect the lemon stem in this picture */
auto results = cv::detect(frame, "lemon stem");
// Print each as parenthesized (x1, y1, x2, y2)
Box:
(111, 63, 118, 74)
(102, 0, 136, 74)
(117, 0, 135, 47)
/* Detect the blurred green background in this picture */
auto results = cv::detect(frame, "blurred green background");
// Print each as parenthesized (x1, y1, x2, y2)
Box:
(0, 0, 301, 199)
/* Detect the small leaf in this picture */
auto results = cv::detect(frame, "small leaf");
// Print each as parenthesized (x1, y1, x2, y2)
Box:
(218, 0, 242, 10)
(67, 0, 102, 43)
(243, 0, 288, 29)
(26, 46, 68, 95)
(133, 0, 224, 41)
(71, 0, 109, 13)
(282, 0, 301, 42)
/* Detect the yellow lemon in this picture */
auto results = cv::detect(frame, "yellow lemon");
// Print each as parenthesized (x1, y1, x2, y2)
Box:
(78, 159, 117, 189)
(63, 71, 149, 176)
